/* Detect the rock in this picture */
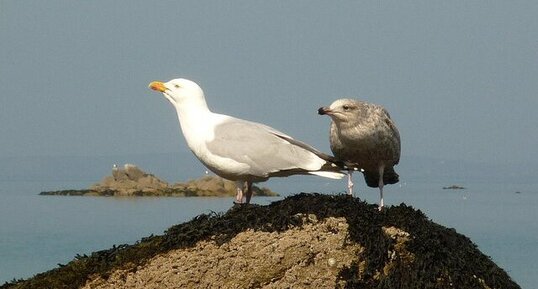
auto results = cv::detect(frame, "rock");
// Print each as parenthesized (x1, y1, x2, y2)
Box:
(172, 175, 277, 197)
(442, 185, 466, 190)
(90, 164, 169, 194)
(123, 164, 145, 180)
(3, 194, 520, 289)
(40, 165, 278, 197)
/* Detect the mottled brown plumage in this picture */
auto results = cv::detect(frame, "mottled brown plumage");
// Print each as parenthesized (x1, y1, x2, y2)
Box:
(319, 98, 400, 209)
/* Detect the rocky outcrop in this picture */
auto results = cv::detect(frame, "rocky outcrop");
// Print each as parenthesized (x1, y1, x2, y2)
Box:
(442, 185, 466, 190)
(172, 175, 276, 197)
(90, 164, 169, 196)
(2, 194, 520, 289)
(40, 164, 278, 197)
(83, 216, 361, 289)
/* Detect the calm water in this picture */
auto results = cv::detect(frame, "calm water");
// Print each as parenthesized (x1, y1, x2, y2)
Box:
(0, 179, 536, 288)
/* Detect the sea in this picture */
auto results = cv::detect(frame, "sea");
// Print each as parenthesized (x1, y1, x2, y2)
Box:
(1, 177, 537, 288)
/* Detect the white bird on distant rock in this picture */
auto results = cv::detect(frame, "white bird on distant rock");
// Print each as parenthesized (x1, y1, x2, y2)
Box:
(112, 164, 120, 181)
(149, 78, 345, 204)
(318, 98, 400, 210)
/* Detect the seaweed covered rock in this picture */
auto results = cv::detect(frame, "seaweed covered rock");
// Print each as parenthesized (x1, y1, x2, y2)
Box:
(2, 194, 520, 289)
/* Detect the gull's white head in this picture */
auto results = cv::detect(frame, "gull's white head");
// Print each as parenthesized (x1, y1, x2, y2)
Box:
(149, 78, 208, 110)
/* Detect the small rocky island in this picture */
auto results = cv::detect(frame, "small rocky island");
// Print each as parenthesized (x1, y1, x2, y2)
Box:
(1, 194, 520, 289)
(40, 164, 278, 197)
(442, 185, 466, 190)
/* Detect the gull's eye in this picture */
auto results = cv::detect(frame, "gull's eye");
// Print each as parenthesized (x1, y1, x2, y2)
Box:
(174, 84, 181, 88)
(342, 105, 350, 111)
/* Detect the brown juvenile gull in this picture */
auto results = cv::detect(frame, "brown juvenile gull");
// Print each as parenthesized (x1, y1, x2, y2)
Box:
(318, 98, 400, 210)
(149, 78, 345, 204)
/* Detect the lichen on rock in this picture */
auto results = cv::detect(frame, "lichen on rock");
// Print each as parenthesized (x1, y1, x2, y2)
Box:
(83, 217, 362, 289)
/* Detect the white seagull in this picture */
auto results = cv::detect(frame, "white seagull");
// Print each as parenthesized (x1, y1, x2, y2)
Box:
(149, 78, 345, 204)
(318, 98, 400, 210)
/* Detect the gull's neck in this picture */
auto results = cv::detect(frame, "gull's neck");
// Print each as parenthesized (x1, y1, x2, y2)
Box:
(172, 97, 218, 156)
(174, 100, 210, 119)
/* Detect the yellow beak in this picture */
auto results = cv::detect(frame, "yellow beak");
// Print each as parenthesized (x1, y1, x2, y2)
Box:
(149, 81, 166, 92)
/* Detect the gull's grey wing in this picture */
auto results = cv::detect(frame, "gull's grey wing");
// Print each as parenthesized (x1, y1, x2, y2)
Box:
(206, 118, 326, 177)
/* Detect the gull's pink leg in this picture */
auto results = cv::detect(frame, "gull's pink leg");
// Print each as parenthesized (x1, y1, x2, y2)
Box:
(245, 181, 253, 204)
(234, 180, 244, 204)
(378, 165, 385, 211)
(347, 170, 354, 196)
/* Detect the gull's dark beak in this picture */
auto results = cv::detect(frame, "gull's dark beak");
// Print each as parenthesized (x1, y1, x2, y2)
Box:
(318, 107, 332, 115)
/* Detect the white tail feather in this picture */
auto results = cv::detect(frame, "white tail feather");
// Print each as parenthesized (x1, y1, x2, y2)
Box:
(309, 171, 345, 179)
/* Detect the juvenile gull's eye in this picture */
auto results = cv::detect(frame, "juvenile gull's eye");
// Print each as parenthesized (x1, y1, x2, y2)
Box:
(343, 105, 350, 111)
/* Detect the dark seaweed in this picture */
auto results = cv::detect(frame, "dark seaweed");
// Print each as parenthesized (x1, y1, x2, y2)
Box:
(2, 193, 520, 289)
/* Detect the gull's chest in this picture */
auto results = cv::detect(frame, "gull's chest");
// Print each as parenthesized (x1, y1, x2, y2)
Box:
(178, 114, 220, 156)
(329, 116, 396, 160)
(331, 120, 384, 145)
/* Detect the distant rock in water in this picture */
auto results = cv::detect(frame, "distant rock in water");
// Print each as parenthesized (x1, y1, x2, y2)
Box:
(2, 194, 520, 289)
(40, 164, 278, 197)
(91, 164, 169, 196)
(442, 185, 466, 190)
(172, 175, 276, 197)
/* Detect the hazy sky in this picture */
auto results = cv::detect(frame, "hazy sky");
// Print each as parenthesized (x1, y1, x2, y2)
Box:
(1, 1, 537, 166)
